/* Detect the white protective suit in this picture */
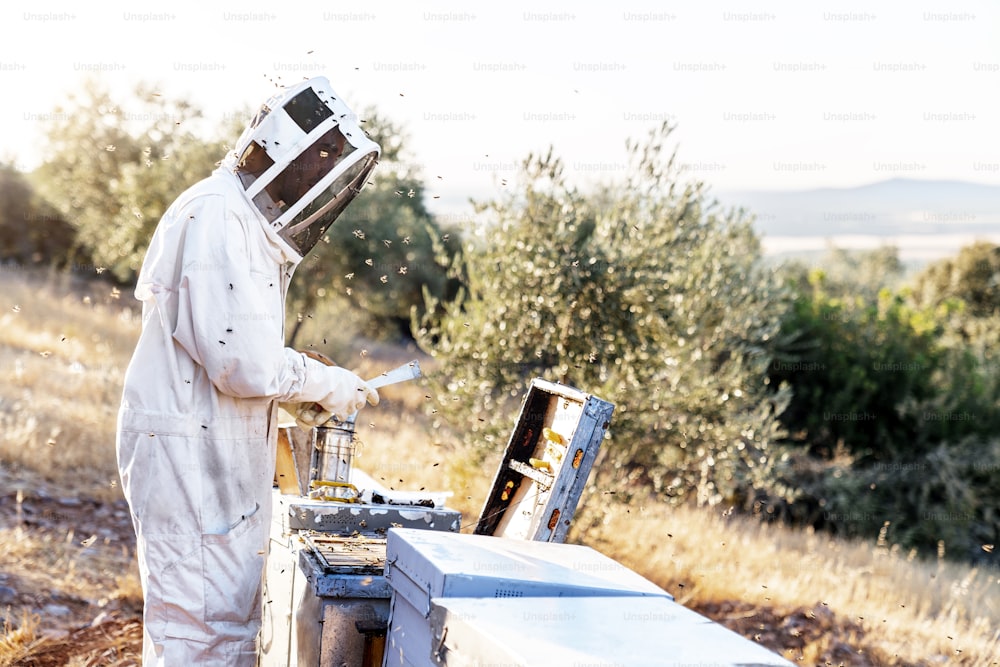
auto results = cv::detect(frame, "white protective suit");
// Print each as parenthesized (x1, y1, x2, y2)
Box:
(116, 77, 379, 665)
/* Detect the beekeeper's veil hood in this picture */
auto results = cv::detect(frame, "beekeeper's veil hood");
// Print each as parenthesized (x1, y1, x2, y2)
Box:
(227, 76, 379, 258)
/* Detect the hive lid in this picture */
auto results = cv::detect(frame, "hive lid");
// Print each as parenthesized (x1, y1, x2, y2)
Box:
(384, 528, 671, 618)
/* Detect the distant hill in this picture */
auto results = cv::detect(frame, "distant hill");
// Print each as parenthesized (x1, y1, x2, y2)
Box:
(715, 179, 1000, 264)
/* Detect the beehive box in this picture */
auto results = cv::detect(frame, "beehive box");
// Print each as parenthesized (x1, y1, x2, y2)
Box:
(474, 379, 614, 542)
(381, 528, 671, 667)
(261, 488, 462, 667)
(295, 535, 392, 667)
(427, 596, 796, 667)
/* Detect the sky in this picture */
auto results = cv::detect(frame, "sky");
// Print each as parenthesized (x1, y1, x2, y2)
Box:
(1, 0, 998, 239)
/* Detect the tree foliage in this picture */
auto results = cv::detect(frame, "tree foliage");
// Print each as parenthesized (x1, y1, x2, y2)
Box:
(34, 79, 227, 282)
(913, 240, 1000, 317)
(0, 162, 76, 268)
(769, 267, 945, 462)
(771, 246, 1000, 562)
(418, 124, 793, 509)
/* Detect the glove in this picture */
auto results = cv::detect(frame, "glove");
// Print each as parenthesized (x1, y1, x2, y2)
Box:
(318, 365, 379, 417)
(283, 366, 379, 427)
(280, 402, 333, 430)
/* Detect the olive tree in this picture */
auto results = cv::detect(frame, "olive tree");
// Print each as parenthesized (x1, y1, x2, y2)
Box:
(418, 124, 793, 509)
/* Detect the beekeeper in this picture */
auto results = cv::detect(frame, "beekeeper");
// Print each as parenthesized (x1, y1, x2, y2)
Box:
(116, 77, 380, 665)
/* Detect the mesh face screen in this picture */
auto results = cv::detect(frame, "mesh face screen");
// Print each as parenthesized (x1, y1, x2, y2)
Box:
(272, 129, 353, 211)
(284, 87, 334, 133)
(278, 153, 378, 257)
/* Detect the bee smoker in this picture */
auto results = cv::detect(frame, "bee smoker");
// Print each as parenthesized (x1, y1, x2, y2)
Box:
(303, 359, 423, 502)
(309, 414, 359, 501)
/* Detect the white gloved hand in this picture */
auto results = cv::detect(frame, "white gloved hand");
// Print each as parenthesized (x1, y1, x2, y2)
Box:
(279, 402, 333, 430)
(310, 365, 379, 422)
(281, 354, 380, 429)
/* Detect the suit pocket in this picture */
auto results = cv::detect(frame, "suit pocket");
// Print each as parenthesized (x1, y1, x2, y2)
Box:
(203, 505, 266, 624)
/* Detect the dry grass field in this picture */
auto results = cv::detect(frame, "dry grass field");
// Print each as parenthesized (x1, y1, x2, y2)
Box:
(0, 268, 998, 666)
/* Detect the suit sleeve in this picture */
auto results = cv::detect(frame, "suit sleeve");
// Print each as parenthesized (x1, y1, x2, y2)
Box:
(170, 193, 335, 402)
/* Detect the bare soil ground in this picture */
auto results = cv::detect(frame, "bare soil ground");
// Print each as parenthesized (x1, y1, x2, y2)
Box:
(690, 599, 884, 666)
(0, 477, 142, 667)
